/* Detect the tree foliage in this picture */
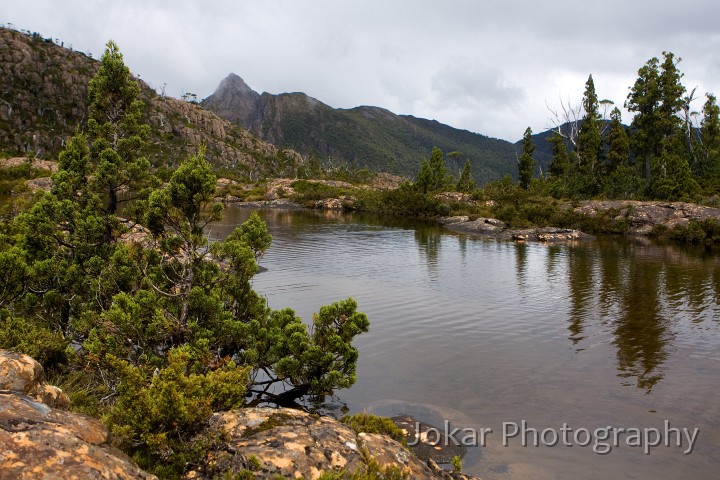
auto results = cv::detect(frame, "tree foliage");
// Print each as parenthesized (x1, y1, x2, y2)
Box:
(414, 146, 453, 193)
(0, 39, 371, 478)
(86, 40, 152, 216)
(518, 127, 535, 189)
(456, 159, 477, 193)
(577, 75, 603, 190)
(697, 93, 720, 181)
(537, 50, 718, 201)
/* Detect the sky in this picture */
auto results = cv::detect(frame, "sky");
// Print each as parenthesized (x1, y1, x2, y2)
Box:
(4, 1, 720, 142)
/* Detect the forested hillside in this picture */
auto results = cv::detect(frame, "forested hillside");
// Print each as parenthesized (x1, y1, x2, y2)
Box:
(202, 73, 519, 183)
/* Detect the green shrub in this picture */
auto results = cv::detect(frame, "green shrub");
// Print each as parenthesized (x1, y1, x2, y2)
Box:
(290, 180, 350, 201)
(354, 184, 448, 218)
(451, 455, 463, 473)
(341, 413, 406, 445)
(104, 347, 251, 478)
(652, 219, 720, 246)
(0, 311, 69, 370)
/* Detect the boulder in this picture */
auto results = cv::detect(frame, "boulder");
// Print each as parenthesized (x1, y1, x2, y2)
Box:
(443, 217, 508, 236)
(315, 196, 355, 210)
(0, 350, 69, 409)
(26, 176, 52, 192)
(0, 350, 156, 479)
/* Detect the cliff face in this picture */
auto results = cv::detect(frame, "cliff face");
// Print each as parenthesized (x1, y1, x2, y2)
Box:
(0, 29, 94, 158)
(0, 29, 301, 178)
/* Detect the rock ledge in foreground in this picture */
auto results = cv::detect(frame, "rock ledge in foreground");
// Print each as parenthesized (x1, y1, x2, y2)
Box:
(186, 407, 482, 479)
(0, 349, 157, 479)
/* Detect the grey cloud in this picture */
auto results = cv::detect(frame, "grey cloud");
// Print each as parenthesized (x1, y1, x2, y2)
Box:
(6, 0, 720, 141)
(431, 64, 526, 110)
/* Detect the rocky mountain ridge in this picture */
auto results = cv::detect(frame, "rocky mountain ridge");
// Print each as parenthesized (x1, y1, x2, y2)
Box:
(0, 28, 301, 178)
(202, 73, 522, 182)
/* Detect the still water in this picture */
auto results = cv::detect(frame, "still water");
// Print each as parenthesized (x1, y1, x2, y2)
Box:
(214, 207, 720, 480)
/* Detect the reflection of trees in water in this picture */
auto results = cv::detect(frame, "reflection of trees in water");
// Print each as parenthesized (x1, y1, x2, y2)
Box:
(566, 247, 595, 345)
(613, 259, 672, 392)
(514, 242, 528, 288)
(457, 234, 467, 262)
(545, 244, 562, 277)
(565, 239, 720, 392)
(414, 226, 442, 275)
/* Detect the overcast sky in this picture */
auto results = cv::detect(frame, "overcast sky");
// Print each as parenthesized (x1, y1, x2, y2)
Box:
(4, 1, 720, 142)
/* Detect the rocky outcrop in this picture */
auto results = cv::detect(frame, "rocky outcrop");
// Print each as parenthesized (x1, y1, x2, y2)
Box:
(264, 178, 355, 201)
(0, 30, 95, 158)
(25, 176, 52, 192)
(0, 351, 481, 479)
(232, 198, 305, 209)
(0, 157, 59, 172)
(441, 200, 720, 241)
(435, 192, 476, 205)
(185, 407, 480, 480)
(0, 350, 69, 410)
(0, 350, 156, 479)
(571, 200, 720, 235)
(370, 172, 405, 190)
(441, 216, 593, 242)
(315, 197, 355, 210)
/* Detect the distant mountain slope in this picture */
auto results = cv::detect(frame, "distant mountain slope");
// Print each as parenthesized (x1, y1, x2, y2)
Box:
(202, 74, 521, 182)
(0, 29, 300, 178)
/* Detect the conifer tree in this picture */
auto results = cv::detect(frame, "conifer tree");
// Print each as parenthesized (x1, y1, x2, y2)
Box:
(577, 75, 603, 176)
(456, 159, 477, 193)
(575, 74, 603, 195)
(626, 56, 661, 182)
(548, 131, 569, 179)
(86, 40, 152, 215)
(626, 52, 698, 199)
(518, 127, 535, 189)
(698, 93, 720, 179)
(415, 146, 452, 193)
(605, 107, 630, 172)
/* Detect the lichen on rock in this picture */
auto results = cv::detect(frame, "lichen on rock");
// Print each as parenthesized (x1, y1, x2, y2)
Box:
(0, 350, 157, 479)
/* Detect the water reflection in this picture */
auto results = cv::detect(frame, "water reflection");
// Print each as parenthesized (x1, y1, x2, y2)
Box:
(457, 235, 468, 262)
(212, 207, 720, 478)
(566, 246, 594, 346)
(414, 226, 442, 277)
(221, 206, 720, 394)
(563, 239, 720, 391)
(514, 242, 528, 289)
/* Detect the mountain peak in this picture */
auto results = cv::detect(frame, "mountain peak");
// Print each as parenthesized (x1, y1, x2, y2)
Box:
(216, 73, 258, 97)
(201, 74, 261, 124)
